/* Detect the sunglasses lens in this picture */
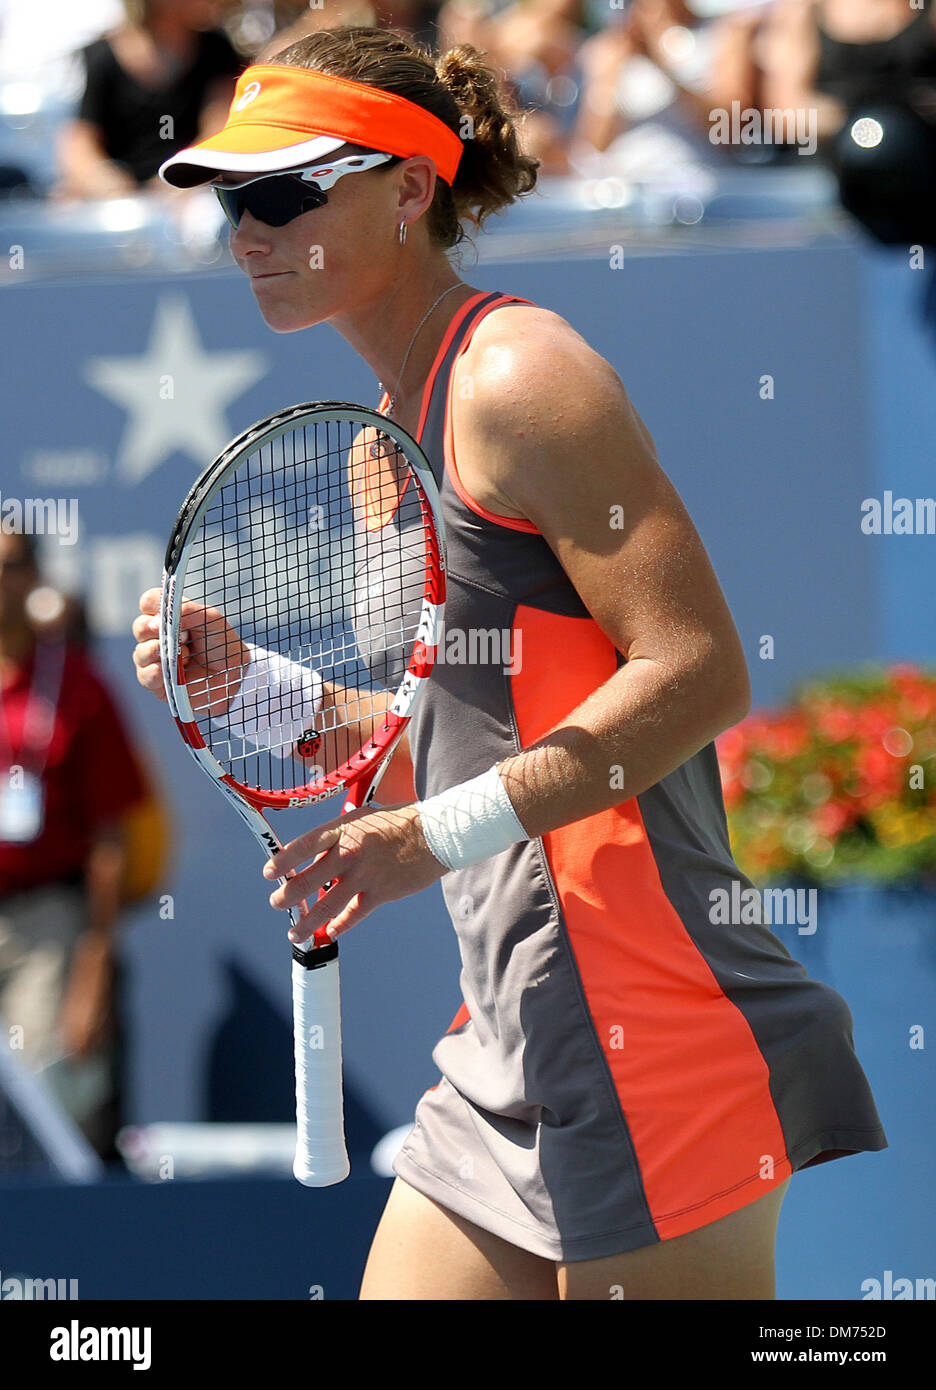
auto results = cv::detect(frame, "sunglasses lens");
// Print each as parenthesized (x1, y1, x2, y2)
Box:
(215, 186, 242, 227)
(216, 176, 327, 228)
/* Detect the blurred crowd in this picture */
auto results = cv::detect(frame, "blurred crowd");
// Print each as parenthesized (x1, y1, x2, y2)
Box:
(0, 531, 168, 1162)
(1, 0, 935, 1168)
(0, 0, 933, 245)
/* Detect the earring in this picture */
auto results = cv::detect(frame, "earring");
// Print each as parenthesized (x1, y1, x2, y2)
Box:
(399, 220, 407, 246)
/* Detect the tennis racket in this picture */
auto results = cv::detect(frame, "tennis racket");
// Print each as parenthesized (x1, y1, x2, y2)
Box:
(158, 401, 446, 1186)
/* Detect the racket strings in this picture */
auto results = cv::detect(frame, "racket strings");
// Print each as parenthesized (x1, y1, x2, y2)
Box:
(178, 417, 432, 795)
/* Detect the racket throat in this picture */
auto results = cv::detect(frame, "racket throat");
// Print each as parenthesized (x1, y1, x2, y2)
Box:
(292, 940, 339, 968)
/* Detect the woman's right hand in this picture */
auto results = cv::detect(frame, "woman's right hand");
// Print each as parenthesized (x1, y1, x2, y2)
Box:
(132, 587, 251, 719)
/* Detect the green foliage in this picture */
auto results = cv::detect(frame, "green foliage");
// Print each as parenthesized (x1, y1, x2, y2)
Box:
(715, 663, 936, 887)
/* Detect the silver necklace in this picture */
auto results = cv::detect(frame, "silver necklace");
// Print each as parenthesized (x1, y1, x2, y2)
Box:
(378, 283, 465, 420)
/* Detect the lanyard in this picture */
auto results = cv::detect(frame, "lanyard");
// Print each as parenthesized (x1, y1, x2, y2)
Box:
(0, 637, 65, 776)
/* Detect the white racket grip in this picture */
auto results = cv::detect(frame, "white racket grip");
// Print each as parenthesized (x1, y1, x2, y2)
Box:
(292, 944, 350, 1186)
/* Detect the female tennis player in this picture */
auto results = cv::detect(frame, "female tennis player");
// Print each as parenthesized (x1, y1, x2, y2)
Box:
(132, 24, 887, 1300)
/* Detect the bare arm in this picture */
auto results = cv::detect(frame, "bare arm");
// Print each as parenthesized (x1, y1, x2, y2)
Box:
(707, 10, 763, 116)
(629, 5, 765, 141)
(56, 119, 137, 199)
(571, 22, 639, 154)
(453, 316, 751, 840)
(59, 820, 128, 1057)
(262, 319, 755, 944)
(309, 680, 416, 804)
(131, 589, 415, 798)
(759, 0, 847, 142)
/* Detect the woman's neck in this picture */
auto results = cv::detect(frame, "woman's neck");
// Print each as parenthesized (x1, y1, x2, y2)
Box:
(335, 268, 477, 428)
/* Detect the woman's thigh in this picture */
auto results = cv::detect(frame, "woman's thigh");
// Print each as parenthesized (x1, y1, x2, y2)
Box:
(359, 1176, 560, 1300)
(558, 1177, 792, 1301)
(360, 1174, 791, 1301)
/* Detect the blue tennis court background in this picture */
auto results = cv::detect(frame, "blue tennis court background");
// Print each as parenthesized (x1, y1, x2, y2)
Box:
(0, 231, 933, 1298)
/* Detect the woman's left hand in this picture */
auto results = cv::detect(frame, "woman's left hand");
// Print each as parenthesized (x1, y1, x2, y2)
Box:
(262, 804, 448, 944)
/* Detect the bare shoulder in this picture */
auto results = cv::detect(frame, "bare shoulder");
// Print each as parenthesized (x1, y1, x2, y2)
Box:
(450, 304, 628, 439)
(451, 302, 654, 520)
(455, 302, 612, 398)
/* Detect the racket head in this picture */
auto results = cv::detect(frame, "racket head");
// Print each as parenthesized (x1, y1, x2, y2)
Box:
(159, 400, 445, 813)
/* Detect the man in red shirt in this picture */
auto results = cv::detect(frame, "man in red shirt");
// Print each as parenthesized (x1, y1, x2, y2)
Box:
(0, 530, 145, 1156)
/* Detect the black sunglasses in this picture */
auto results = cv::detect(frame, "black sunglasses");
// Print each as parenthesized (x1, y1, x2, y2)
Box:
(216, 174, 327, 229)
(215, 153, 401, 229)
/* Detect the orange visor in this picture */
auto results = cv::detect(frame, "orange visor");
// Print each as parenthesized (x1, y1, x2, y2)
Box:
(159, 64, 465, 188)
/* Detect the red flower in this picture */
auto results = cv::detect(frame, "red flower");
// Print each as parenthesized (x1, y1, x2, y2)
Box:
(763, 713, 811, 761)
(855, 703, 902, 741)
(888, 662, 927, 690)
(813, 702, 857, 743)
(853, 745, 904, 808)
(812, 801, 857, 838)
(735, 713, 774, 753)
(715, 726, 747, 764)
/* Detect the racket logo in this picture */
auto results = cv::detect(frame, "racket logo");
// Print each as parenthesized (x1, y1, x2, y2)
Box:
(288, 782, 345, 808)
(296, 728, 322, 759)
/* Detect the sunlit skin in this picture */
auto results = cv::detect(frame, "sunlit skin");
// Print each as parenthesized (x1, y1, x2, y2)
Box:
(129, 128, 785, 1302)
(134, 141, 752, 954)
(226, 143, 482, 414)
(133, 147, 484, 941)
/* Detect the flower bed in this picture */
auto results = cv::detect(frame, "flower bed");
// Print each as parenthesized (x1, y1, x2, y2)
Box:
(716, 663, 936, 886)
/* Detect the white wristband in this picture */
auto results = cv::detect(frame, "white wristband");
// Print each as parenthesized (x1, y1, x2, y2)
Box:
(224, 643, 324, 759)
(416, 764, 529, 872)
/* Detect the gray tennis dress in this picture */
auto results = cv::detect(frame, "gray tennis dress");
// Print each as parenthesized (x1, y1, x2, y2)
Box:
(376, 289, 887, 1262)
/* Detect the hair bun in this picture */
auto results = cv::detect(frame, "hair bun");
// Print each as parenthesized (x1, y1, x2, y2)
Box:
(433, 43, 539, 229)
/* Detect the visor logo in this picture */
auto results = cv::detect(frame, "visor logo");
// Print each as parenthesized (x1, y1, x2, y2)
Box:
(235, 81, 262, 112)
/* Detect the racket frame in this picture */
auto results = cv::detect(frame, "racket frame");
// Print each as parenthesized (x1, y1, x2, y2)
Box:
(158, 400, 446, 1184)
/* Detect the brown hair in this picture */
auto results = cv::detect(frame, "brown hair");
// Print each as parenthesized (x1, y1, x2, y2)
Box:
(271, 25, 540, 252)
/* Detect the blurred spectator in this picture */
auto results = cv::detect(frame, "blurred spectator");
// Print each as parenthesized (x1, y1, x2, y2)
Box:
(255, 0, 442, 61)
(759, 0, 936, 244)
(256, 0, 380, 60)
(0, 1, 126, 201)
(0, 532, 147, 1157)
(369, 0, 444, 44)
(482, 0, 585, 173)
(571, 0, 768, 175)
(0, 0, 124, 82)
(435, 0, 493, 52)
(57, 0, 242, 199)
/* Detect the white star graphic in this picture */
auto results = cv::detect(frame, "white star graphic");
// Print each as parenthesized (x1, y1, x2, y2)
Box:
(84, 293, 269, 484)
